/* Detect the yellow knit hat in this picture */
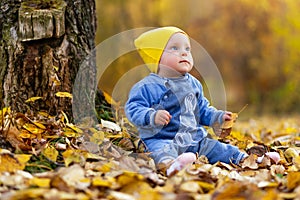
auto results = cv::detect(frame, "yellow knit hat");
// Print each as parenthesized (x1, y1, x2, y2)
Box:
(134, 26, 187, 73)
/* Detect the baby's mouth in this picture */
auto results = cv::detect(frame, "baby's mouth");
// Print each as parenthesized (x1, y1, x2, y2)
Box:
(179, 60, 190, 64)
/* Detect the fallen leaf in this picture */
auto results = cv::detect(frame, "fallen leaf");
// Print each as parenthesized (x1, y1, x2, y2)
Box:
(66, 123, 83, 134)
(0, 152, 28, 172)
(287, 171, 300, 190)
(58, 164, 87, 189)
(284, 147, 298, 163)
(101, 119, 121, 132)
(30, 177, 51, 188)
(108, 191, 135, 200)
(221, 113, 238, 129)
(180, 181, 200, 193)
(241, 154, 259, 169)
(293, 155, 300, 170)
(92, 176, 116, 187)
(43, 145, 59, 162)
(62, 149, 86, 167)
(25, 96, 43, 103)
(55, 92, 72, 98)
(23, 123, 45, 134)
(257, 181, 278, 188)
(89, 129, 105, 145)
(4, 127, 32, 150)
(102, 90, 120, 107)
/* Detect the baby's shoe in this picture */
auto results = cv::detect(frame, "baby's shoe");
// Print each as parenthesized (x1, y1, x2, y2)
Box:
(166, 152, 196, 176)
(257, 151, 281, 164)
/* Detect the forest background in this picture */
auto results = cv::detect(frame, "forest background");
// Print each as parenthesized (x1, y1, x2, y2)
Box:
(95, 0, 300, 117)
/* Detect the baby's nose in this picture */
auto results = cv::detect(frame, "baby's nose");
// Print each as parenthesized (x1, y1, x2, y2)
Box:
(181, 50, 187, 56)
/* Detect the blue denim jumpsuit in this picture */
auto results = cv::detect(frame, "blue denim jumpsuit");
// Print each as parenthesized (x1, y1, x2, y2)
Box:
(125, 73, 246, 164)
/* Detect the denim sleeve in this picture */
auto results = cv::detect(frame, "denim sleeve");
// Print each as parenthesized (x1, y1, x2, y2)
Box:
(196, 82, 225, 126)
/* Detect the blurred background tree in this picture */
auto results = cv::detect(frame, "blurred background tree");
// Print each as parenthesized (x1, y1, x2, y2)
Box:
(96, 0, 300, 116)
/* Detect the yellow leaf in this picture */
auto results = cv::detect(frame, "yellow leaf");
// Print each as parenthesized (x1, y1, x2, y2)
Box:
(19, 130, 35, 139)
(55, 92, 72, 98)
(284, 148, 298, 163)
(25, 96, 42, 103)
(62, 149, 85, 167)
(83, 152, 106, 161)
(98, 161, 115, 173)
(120, 180, 152, 195)
(92, 177, 114, 187)
(23, 123, 44, 134)
(103, 90, 120, 107)
(63, 128, 79, 137)
(15, 154, 32, 164)
(0, 153, 27, 172)
(38, 111, 54, 118)
(197, 181, 215, 191)
(117, 171, 144, 186)
(32, 121, 46, 129)
(89, 128, 105, 145)
(230, 130, 245, 141)
(139, 190, 163, 200)
(53, 65, 59, 71)
(287, 172, 300, 190)
(42, 146, 58, 162)
(30, 177, 51, 188)
(61, 111, 69, 124)
(66, 123, 83, 134)
(0, 107, 10, 116)
(12, 188, 48, 199)
(106, 133, 123, 139)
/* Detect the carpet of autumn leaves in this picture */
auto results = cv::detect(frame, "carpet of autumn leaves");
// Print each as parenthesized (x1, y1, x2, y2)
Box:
(1, 106, 300, 200)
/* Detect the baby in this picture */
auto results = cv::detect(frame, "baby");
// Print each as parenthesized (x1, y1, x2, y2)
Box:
(125, 26, 249, 176)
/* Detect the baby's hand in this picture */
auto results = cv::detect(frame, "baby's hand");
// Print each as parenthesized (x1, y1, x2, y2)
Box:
(155, 110, 172, 126)
(219, 111, 233, 138)
(222, 111, 232, 122)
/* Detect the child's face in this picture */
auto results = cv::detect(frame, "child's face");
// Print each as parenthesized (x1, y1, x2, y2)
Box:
(159, 33, 193, 75)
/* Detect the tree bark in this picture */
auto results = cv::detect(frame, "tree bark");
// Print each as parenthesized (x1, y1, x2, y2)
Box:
(0, 0, 97, 120)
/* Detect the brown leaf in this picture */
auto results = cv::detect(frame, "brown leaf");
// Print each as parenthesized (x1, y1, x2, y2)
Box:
(4, 126, 32, 150)
(50, 176, 71, 192)
(212, 181, 259, 200)
(221, 113, 238, 129)
(241, 154, 259, 169)
(118, 138, 135, 151)
(246, 145, 267, 156)
(258, 155, 271, 167)
(270, 165, 285, 177)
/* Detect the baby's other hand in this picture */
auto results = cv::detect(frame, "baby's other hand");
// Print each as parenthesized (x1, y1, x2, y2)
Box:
(155, 110, 172, 126)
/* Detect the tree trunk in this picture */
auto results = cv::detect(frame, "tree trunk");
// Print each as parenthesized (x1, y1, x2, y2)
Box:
(0, 0, 97, 120)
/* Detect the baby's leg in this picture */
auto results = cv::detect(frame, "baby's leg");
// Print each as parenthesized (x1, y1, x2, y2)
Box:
(199, 137, 246, 164)
(166, 152, 196, 176)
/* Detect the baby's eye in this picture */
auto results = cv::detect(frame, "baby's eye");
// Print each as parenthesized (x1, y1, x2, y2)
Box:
(170, 46, 178, 50)
(186, 47, 191, 51)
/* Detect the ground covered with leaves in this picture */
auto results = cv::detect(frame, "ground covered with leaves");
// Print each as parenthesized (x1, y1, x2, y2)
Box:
(1, 107, 300, 200)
